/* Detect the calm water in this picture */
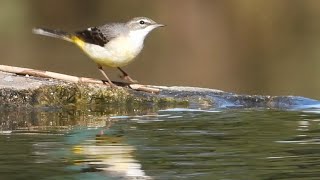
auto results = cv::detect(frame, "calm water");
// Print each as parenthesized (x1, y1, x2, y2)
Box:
(1, 107, 320, 179)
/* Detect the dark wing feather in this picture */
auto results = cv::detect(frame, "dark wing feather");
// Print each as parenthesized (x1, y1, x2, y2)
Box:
(75, 27, 108, 47)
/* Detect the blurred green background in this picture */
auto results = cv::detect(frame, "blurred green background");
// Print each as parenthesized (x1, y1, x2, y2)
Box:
(2, 0, 320, 98)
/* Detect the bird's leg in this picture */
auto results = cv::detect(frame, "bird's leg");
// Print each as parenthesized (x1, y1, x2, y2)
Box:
(117, 67, 138, 83)
(97, 65, 116, 87)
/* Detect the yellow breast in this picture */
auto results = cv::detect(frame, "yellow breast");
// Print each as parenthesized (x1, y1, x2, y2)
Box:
(72, 36, 143, 68)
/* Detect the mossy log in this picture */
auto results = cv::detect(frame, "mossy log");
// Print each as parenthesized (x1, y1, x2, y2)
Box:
(0, 70, 319, 110)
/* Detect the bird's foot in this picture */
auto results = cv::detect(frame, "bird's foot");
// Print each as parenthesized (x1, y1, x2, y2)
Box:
(102, 80, 119, 88)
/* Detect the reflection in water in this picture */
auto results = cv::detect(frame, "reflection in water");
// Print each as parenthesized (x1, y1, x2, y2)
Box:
(71, 125, 150, 179)
(1, 107, 320, 179)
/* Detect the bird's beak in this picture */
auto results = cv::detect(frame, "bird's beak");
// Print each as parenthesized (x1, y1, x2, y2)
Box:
(155, 24, 166, 28)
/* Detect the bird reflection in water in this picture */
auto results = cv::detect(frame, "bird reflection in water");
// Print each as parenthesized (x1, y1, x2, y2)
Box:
(72, 121, 150, 179)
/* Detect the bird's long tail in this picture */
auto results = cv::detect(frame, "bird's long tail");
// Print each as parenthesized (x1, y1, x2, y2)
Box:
(32, 28, 72, 42)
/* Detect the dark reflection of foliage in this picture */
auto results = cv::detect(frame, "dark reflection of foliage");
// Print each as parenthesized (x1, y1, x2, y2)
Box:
(0, 101, 186, 132)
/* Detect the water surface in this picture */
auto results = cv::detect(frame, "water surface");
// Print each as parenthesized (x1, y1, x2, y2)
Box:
(1, 107, 320, 179)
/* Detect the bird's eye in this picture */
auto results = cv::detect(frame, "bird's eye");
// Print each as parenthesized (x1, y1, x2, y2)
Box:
(139, 20, 145, 25)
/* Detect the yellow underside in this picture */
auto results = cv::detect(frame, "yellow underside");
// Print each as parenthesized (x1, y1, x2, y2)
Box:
(70, 36, 134, 68)
(71, 36, 85, 48)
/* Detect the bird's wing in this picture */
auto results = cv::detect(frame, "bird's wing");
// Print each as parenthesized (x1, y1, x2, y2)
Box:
(74, 23, 126, 47)
(74, 27, 110, 47)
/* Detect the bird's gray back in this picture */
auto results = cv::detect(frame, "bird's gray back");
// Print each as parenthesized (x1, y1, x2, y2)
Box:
(98, 23, 129, 41)
(74, 22, 129, 47)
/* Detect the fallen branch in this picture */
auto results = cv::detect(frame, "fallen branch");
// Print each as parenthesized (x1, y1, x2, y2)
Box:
(0, 65, 160, 94)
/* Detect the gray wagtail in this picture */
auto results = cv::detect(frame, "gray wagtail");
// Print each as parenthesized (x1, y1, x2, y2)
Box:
(33, 17, 164, 87)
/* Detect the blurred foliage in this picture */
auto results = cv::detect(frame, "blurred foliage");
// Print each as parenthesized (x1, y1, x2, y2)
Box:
(1, 0, 320, 98)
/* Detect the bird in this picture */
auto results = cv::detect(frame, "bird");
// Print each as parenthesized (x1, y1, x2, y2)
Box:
(32, 17, 165, 87)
